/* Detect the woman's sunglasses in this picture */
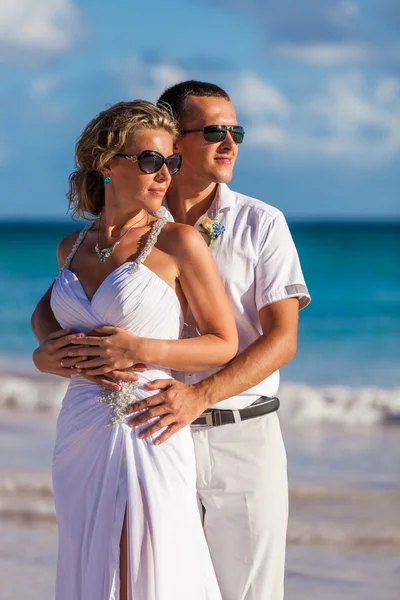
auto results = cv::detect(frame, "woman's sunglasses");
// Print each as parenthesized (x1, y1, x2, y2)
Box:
(115, 150, 182, 176)
(180, 124, 245, 145)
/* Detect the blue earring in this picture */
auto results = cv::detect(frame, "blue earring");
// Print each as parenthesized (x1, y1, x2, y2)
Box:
(104, 174, 111, 184)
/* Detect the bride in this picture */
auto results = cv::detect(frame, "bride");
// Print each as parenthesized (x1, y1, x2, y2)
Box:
(47, 100, 238, 599)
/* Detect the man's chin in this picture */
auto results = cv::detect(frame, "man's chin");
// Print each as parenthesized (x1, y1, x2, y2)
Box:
(211, 168, 234, 184)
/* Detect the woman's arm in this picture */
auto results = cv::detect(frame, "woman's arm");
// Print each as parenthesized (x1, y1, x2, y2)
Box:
(31, 284, 62, 342)
(136, 225, 238, 370)
(69, 226, 238, 374)
(31, 233, 77, 342)
(31, 233, 81, 374)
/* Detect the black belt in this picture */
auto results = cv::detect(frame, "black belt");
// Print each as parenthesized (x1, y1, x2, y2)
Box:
(191, 396, 280, 428)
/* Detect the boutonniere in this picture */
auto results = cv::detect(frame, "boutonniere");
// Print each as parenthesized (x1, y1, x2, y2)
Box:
(199, 216, 226, 248)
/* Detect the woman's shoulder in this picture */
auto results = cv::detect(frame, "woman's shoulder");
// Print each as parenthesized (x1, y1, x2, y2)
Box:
(160, 221, 205, 250)
(56, 229, 84, 267)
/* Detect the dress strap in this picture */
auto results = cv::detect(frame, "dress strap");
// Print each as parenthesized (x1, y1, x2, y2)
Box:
(55, 223, 94, 280)
(130, 217, 167, 274)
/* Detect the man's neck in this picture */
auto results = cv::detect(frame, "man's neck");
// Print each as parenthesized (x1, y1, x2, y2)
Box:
(166, 180, 219, 226)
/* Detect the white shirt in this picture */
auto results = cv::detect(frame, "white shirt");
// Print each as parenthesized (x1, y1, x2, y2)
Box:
(161, 184, 311, 410)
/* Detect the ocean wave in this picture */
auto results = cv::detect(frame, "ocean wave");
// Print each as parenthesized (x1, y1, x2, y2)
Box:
(1, 374, 399, 426)
(0, 374, 68, 414)
(279, 383, 400, 425)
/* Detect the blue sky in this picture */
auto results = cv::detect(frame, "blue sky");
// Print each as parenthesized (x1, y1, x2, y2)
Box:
(0, 0, 399, 220)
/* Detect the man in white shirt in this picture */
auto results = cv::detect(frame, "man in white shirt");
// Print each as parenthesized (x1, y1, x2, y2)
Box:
(127, 81, 310, 599)
(32, 81, 310, 599)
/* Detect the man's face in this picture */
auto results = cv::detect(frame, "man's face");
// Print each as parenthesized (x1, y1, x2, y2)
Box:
(175, 96, 240, 185)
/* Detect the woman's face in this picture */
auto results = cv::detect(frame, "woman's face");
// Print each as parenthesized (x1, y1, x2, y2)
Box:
(106, 128, 174, 212)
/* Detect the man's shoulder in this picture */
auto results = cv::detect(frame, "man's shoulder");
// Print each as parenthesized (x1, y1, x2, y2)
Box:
(228, 187, 284, 223)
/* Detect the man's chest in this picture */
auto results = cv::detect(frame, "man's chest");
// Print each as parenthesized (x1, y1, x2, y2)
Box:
(163, 202, 260, 297)
(198, 216, 260, 317)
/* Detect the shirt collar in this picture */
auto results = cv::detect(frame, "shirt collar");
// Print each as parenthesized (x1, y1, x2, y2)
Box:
(216, 183, 234, 213)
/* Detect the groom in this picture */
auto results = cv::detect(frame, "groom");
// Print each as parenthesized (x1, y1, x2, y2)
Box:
(32, 81, 310, 599)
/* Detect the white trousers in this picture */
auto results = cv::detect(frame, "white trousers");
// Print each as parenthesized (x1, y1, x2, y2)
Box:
(191, 412, 288, 600)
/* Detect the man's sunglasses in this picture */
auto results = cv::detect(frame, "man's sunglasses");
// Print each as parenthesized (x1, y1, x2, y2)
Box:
(180, 125, 245, 144)
(114, 150, 182, 176)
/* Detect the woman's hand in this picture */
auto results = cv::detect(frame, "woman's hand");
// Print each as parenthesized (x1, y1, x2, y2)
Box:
(65, 326, 147, 375)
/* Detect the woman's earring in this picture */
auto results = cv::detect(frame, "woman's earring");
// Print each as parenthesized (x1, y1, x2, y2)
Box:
(104, 174, 111, 184)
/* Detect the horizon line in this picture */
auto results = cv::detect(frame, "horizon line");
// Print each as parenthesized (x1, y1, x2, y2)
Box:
(1, 217, 399, 225)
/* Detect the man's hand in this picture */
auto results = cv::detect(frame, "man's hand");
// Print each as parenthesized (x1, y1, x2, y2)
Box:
(66, 326, 144, 375)
(127, 379, 208, 445)
(32, 329, 84, 378)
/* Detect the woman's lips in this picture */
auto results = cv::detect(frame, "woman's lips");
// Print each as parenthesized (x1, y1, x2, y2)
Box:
(149, 188, 166, 197)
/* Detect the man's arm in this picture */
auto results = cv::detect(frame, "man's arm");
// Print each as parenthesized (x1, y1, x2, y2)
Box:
(127, 297, 299, 443)
(193, 297, 298, 404)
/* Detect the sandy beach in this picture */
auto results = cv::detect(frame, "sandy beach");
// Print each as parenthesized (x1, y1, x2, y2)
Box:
(1, 378, 399, 599)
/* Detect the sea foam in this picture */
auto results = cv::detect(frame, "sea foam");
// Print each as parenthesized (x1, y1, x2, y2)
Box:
(0, 374, 399, 426)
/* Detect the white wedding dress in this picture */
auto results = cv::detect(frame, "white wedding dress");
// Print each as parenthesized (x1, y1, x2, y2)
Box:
(50, 218, 222, 600)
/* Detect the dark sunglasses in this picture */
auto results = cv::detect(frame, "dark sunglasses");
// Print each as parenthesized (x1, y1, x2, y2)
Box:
(180, 124, 245, 144)
(114, 150, 182, 175)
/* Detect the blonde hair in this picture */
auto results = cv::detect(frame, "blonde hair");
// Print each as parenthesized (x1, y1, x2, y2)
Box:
(67, 100, 178, 220)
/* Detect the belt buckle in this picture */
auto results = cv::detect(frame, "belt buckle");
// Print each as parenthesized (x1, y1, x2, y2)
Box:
(191, 410, 214, 428)
(204, 411, 214, 426)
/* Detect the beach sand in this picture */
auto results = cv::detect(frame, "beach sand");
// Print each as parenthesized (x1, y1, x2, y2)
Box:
(1, 384, 400, 599)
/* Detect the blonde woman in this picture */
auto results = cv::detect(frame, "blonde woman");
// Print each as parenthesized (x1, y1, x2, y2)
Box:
(48, 101, 237, 599)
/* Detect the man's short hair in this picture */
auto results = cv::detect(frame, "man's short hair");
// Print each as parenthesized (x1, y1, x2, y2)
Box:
(157, 80, 230, 124)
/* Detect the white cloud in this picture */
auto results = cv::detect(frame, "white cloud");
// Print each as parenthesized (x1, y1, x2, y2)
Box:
(245, 124, 287, 148)
(0, 0, 79, 58)
(118, 58, 400, 166)
(151, 64, 186, 93)
(118, 57, 186, 102)
(231, 72, 291, 118)
(235, 71, 400, 165)
(29, 75, 58, 99)
(329, 0, 360, 23)
(274, 42, 372, 66)
(306, 73, 400, 161)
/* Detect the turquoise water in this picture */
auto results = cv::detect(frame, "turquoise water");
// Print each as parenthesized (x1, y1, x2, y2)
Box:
(1, 221, 399, 387)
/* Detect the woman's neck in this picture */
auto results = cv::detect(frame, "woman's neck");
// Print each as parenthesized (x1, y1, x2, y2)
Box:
(100, 199, 148, 240)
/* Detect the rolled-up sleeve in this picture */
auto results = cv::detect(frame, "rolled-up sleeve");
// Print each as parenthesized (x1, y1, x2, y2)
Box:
(254, 211, 311, 311)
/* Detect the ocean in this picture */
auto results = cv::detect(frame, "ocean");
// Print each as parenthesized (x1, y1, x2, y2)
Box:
(1, 221, 399, 387)
(0, 220, 399, 599)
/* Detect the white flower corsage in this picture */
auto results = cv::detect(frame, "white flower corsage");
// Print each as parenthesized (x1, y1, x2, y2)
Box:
(199, 216, 226, 248)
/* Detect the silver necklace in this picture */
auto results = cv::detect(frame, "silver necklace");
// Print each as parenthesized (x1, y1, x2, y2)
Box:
(95, 213, 148, 263)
